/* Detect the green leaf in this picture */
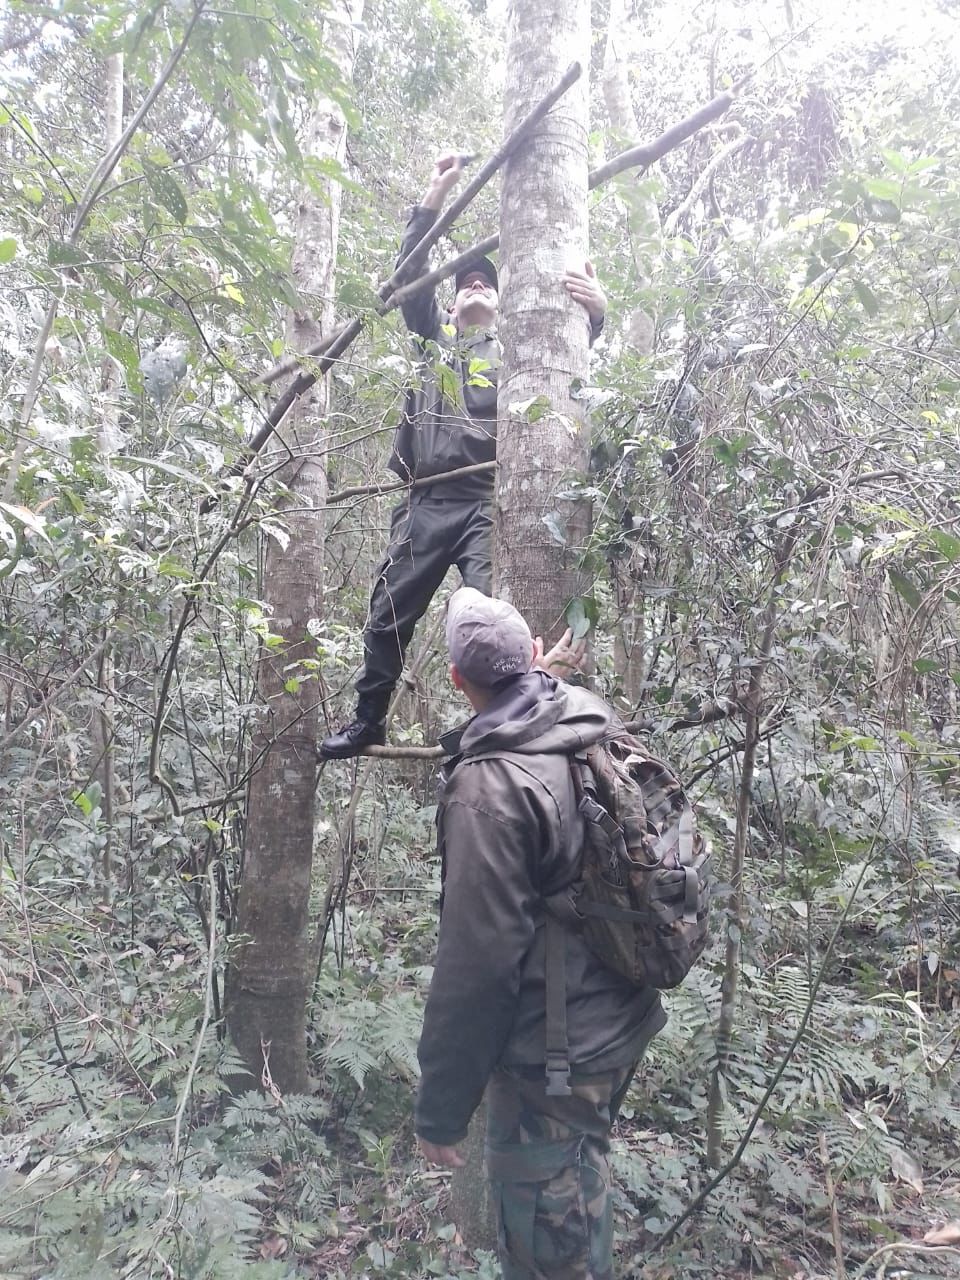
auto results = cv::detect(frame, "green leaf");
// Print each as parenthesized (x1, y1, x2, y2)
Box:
(887, 569, 921, 610)
(863, 177, 902, 203)
(853, 281, 879, 317)
(510, 395, 551, 423)
(71, 782, 101, 817)
(712, 439, 739, 467)
(565, 595, 598, 641)
(47, 240, 88, 267)
(102, 327, 142, 389)
(0, 237, 16, 263)
(142, 160, 188, 225)
(0, 502, 50, 542)
(931, 530, 960, 562)
(436, 361, 463, 411)
(913, 659, 938, 675)
(122, 456, 216, 496)
(72, 790, 93, 817)
(284, 677, 300, 694)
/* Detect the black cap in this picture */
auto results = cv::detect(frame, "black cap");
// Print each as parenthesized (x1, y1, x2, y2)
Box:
(454, 256, 498, 294)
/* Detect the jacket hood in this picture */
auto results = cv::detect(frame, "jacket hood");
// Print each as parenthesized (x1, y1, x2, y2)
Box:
(445, 671, 615, 758)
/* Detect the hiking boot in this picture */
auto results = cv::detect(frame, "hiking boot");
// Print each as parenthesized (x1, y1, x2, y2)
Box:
(319, 716, 387, 759)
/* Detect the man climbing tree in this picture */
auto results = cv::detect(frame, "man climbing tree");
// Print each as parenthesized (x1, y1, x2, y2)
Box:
(319, 151, 606, 758)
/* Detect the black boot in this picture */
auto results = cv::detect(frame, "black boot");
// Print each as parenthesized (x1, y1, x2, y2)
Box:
(319, 701, 387, 759)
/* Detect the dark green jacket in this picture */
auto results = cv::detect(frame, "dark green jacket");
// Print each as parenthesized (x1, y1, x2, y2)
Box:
(389, 207, 603, 499)
(415, 673, 665, 1147)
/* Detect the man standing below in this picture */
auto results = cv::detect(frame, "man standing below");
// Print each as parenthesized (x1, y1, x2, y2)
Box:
(415, 588, 666, 1280)
(319, 155, 607, 758)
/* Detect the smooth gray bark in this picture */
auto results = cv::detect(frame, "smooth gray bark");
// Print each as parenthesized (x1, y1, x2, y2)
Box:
(228, 0, 363, 1094)
(451, 0, 592, 1250)
(494, 0, 592, 645)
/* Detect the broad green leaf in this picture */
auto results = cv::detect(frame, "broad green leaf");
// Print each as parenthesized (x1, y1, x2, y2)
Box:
(864, 177, 902, 202)
(887, 569, 921, 609)
(0, 237, 16, 263)
(564, 595, 598, 641)
(142, 160, 188, 225)
(103, 327, 142, 389)
(121, 457, 216, 496)
(510, 395, 551, 423)
(930, 530, 960, 562)
(72, 790, 93, 817)
(881, 148, 908, 175)
(48, 240, 88, 267)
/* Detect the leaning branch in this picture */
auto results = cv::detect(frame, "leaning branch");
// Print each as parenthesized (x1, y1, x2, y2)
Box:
(224, 72, 744, 487)
(258, 62, 580, 391)
(214, 61, 583, 497)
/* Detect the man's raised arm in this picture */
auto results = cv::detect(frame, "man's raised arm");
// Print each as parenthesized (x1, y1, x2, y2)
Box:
(397, 152, 465, 340)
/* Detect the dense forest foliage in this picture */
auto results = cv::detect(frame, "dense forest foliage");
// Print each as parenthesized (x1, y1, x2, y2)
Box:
(1, 1, 959, 1277)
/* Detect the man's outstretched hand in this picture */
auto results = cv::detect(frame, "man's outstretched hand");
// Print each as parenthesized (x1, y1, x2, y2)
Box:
(421, 152, 467, 212)
(418, 1137, 466, 1168)
(564, 259, 607, 324)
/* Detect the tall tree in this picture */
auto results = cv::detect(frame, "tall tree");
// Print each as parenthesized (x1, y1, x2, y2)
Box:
(227, 0, 364, 1094)
(451, 0, 592, 1245)
(495, 0, 592, 643)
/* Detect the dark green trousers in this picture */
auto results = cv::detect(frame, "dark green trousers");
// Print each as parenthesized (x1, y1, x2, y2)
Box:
(355, 492, 492, 712)
(485, 1063, 636, 1280)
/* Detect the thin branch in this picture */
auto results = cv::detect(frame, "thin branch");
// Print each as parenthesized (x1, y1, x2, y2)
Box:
(74, 2, 210, 230)
(149, 497, 256, 811)
(588, 81, 744, 190)
(324, 460, 495, 506)
(325, 712, 699, 761)
(663, 132, 750, 236)
(171, 862, 217, 1171)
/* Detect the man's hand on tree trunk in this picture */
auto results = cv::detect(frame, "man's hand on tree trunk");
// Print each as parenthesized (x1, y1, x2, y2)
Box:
(418, 1136, 467, 1168)
(564, 258, 607, 323)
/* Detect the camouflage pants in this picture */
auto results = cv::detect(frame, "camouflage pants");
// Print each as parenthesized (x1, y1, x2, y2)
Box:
(485, 1062, 636, 1280)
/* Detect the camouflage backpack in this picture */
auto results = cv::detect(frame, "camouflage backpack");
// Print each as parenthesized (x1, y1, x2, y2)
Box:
(542, 731, 712, 1096)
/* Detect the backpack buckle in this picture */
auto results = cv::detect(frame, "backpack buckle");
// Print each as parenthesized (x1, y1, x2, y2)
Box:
(545, 1055, 572, 1097)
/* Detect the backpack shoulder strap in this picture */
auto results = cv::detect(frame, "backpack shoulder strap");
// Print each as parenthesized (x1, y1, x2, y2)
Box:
(544, 915, 572, 1097)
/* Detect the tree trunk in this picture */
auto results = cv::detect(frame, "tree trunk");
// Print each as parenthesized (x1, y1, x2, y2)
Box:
(601, 0, 639, 143)
(494, 0, 592, 645)
(451, 0, 591, 1247)
(227, 1, 362, 1095)
(602, 0, 659, 697)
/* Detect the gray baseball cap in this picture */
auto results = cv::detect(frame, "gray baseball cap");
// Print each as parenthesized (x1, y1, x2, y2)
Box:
(445, 587, 534, 688)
